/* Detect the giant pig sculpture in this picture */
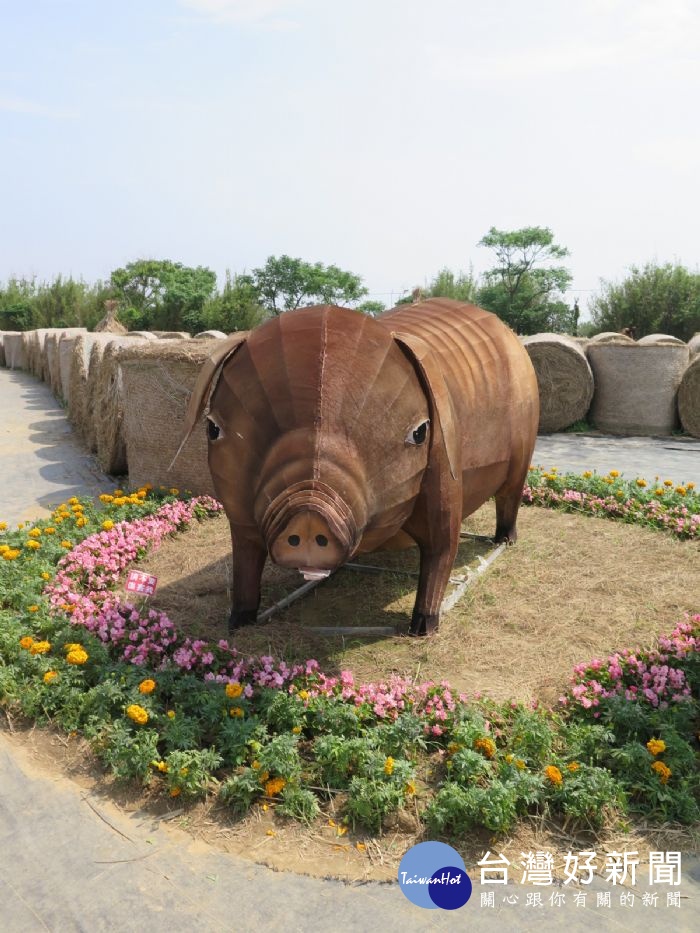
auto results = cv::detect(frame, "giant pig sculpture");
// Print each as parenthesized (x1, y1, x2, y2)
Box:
(179, 298, 539, 635)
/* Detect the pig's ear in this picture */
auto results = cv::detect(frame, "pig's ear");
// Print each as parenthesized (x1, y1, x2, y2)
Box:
(171, 333, 248, 468)
(392, 331, 459, 480)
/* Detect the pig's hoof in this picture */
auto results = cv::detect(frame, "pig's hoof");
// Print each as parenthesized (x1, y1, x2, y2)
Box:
(408, 611, 439, 637)
(494, 525, 517, 545)
(228, 609, 258, 633)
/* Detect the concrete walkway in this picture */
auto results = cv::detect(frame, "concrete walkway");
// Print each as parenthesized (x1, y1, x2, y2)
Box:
(1, 366, 699, 931)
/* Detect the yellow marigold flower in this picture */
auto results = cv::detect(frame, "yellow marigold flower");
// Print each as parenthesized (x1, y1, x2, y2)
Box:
(615, 490, 624, 499)
(170, 787, 181, 797)
(61, 540, 72, 548)
(179, 767, 188, 776)
(157, 761, 168, 773)
(29, 640, 51, 655)
(43, 671, 58, 684)
(384, 756, 395, 775)
(654, 488, 664, 497)
(0, 544, 7, 553)
(142, 483, 153, 491)
(636, 478, 647, 488)
(603, 477, 613, 484)
(75, 517, 87, 528)
(251, 760, 261, 770)
(101, 519, 114, 532)
(113, 497, 127, 507)
(71, 504, 83, 513)
(258, 770, 270, 783)
(169, 488, 179, 495)
(567, 762, 580, 772)
(3, 549, 21, 560)
(136, 490, 147, 499)
(99, 494, 113, 503)
(298, 689, 309, 701)
(17, 522, 24, 529)
(44, 527, 55, 535)
(19, 636, 35, 649)
(505, 753, 514, 764)
(113, 489, 123, 496)
(405, 780, 417, 796)
(646, 738, 666, 756)
(447, 742, 461, 756)
(68, 497, 79, 505)
(292, 725, 302, 734)
(126, 704, 149, 725)
(225, 681, 243, 699)
(515, 759, 526, 770)
(63, 642, 81, 652)
(474, 737, 496, 759)
(28, 605, 39, 612)
(675, 486, 686, 496)
(230, 706, 244, 717)
(609, 470, 620, 478)
(651, 760, 671, 784)
(0, 521, 6, 530)
(66, 647, 88, 665)
(664, 479, 673, 487)
(166, 710, 176, 719)
(687, 482, 695, 490)
(138, 678, 156, 694)
(264, 777, 287, 796)
(41, 572, 51, 580)
(544, 765, 563, 786)
(26, 540, 41, 549)
(582, 470, 592, 479)
(28, 528, 41, 538)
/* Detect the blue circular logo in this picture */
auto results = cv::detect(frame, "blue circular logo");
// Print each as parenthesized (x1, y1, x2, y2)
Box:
(397, 842, 472, 910)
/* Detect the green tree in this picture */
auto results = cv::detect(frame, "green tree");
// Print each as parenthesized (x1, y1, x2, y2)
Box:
(477, 226, 573, 334)
(0, 278, 37, 329)
(202, 271, 267, 333)
(110, 259, 217, 331)
(426, 266, 478, 302)
(356, 300, 386, 316)
(251, 255, 367, 315)
(589, 262, 700, 341)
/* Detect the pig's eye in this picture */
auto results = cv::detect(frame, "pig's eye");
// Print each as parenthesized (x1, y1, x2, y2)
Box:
(207, 418, 222, 441)
(406, 420, 429, 446)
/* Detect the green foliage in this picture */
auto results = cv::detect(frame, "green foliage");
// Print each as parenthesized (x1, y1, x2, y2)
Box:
(110, 259, 217, 332)
(589, 262, 700, 340)
(477, 226, 574, 334)
(426, 266, 478, 302)
(219, 768, 262, 816)
(345, 776, 407, 832)
(277, 785, 321, 823)
(201, 271, 267, 332)
(164, 748, 222, 798)
(256, 734, 303, 780)
(93, 721, 161, 781)
(549, 765, 626, 827)
(313, 734, 381, 788)
(251, 255, 367, 315)
(355, 300, 385, 316)
(0, 276, 113, 330)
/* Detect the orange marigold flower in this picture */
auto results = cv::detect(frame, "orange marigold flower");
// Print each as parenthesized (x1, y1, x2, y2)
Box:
(28, 605, 39, 612)
(41, 572, 51, 580)
(66, 647, 88, 665)
(258, 770, 270, 783)
(29, 640, 51, 655)
(567, 762, 580, 772)
(663, 479, 673, 487)
(291, 725, 302, 734)
(635, 478, 647, 488)
(405, 780, 417, 796)
(61, 540, 72, 548)
(544, 765, 563, 786)
(126, 704, 149, 725)
(264, 777, 287, 796)
(102, 520, 114, 531)
(609, 470, 620, 478)
(229, 706, 244, 718)
(44, 527, 55, 535)
(170, 787, 181, 797)
(646, 738, 666, 756)
(515, 759, 526, 770)
(474, 737, 496, 759)
(43, 671, 58, 684)
(28, 528, 41, 538)
(651, 760, 671, 784)
(19, 636, 35, 650)
(26, 540, 41, 550)
(225, 681, 243, 699)
(675, 486, 686, 496)
(138, 678, 156, 694)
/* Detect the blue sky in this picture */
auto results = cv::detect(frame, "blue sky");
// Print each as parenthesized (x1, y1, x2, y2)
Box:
(1, 0, 699, 312)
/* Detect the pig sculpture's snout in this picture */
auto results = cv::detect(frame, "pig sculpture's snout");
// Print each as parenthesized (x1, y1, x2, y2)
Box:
(269, 509, 346, 579)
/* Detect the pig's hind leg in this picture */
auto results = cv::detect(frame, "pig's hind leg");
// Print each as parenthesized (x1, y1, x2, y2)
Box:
(228, 529, 267, 633)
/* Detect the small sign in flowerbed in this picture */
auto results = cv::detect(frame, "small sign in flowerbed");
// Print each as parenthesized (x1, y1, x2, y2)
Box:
(0, 480, 698, 857)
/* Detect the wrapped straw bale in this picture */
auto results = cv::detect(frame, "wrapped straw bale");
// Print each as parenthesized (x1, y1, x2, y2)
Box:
(119, 340, 218, 495)
(589, 332, 635, 344)
(637, 334, 685, 346)
(522, 333, 594, 432)
(94, 337, 148, 474)
(4, 333, 26, 369)
(58, 335, 83, 404)
(22, 331, 40, 376)
(124, 331, 157, 339)
(678, 356, 700, 438)
(687, 333, 700, 357)
(153, 331, 191, 339)
(43, 328, 85, 393)
(587, 342, 690, 435)
(194, 330, 227, 339)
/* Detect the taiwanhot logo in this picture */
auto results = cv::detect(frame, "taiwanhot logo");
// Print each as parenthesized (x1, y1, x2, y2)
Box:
(398, 841, 472, 910)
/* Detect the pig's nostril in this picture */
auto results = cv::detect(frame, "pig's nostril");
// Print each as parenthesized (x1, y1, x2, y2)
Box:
(288, 534, 300, 547)
(315, 535, 328, 547)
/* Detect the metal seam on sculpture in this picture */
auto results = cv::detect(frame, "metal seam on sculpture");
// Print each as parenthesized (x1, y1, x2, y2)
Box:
(313, 308, 329, 482)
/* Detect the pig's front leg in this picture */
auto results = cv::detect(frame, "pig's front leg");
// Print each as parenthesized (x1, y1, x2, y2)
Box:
(229, 530, 267, 634)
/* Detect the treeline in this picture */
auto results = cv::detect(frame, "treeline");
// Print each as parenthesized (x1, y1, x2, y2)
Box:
(2, 228, 699, 338)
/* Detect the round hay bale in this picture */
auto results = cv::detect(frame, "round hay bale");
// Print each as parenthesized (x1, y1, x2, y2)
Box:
(589, 331, 635, 345)
(687, 333, 700, 357)
(194, 330, 227, 339)
(42, 328, 86, 393)
(67, 334, 122, 434)
(637, 333, 685, 346)
(152, 331, 191, 339)
(119, 341, 216, 495)
(522, 333, 594, 432)
(22, 331, 40, 377)
(94, 337, 148, 474)
(678, 356, 700, 438)
(124, 331, 158, 339)
(58, 335, 82, 404)
(587, 343, 690, 435)
(4, 333, 26, 369)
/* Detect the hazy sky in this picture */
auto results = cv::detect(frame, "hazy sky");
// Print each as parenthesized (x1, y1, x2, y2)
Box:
(2, 0, 699, 313)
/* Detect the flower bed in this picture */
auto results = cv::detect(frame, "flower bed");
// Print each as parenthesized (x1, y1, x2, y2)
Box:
(0, 479, 698, 836)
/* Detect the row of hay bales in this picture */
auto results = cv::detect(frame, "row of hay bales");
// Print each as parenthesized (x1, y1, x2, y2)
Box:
(0, 326, 228, 496)
(522, 331, 700, 438)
